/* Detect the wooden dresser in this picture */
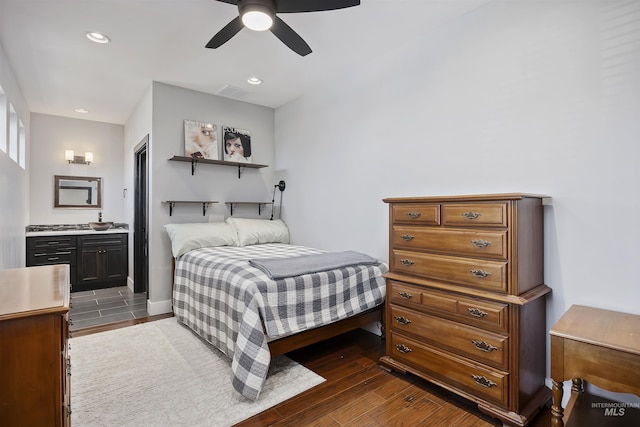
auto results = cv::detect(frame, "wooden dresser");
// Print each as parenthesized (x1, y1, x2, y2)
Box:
(380, 193, 551, 426)
(0, 265, 71, 427)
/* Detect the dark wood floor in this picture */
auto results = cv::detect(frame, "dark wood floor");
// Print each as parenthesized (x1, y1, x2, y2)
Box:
(237, 329, 551, 427)
(75, 318, 551, 426)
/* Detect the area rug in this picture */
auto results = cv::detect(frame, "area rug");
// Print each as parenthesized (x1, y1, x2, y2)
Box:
(70, 318, 325, 426)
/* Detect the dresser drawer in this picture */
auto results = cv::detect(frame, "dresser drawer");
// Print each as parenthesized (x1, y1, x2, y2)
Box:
(441, 203, 508, 227)
(28, 235, 76, 250)
(391, 226, 508, 259)
(79, 233, 127, 247)
(392, 249, 508, 293)
(390, 332, 509, 407)
(388, 281, 509, 332)
(28, 249, 77, 267)
(389, 305, 509, 369)
(392, 204, 440, 225)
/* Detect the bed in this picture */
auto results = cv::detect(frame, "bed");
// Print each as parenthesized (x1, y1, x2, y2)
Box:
(166, 218, 388, 401)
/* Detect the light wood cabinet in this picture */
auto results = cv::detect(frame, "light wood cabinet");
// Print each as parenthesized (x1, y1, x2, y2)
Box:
(380, 193, 551, 426)
(550, 305, 640, 426)
(0, 265, 71, 426)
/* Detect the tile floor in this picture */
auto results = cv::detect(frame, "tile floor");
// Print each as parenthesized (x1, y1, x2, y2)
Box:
(70, 286, 149, 332)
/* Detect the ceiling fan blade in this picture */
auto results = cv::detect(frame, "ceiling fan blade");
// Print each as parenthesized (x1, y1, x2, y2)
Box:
(214, 0, 238, 5)
(205, 16, 244, 49)
(270, 17, 312, 56)
(276, 0, 359, 13)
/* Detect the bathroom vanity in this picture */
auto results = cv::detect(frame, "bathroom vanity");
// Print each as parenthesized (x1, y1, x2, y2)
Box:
(26, 224, 128, 292)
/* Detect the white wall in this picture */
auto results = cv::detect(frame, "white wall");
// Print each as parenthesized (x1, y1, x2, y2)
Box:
(123, 83, 153, 289)
(144, 82, 275, 313)
(29, 113, 125, 224)
(0, 42, 29, 269)
(275, 0, 640, 401)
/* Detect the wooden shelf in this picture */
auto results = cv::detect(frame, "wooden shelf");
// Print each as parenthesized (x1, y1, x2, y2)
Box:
(161, 200, 218, 216)
(168, 156, 268, 178)
(225, 202, 272, 216)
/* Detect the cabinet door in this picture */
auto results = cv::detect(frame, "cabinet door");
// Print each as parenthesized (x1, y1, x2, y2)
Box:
(76, 233, 128, 290)
(78, 247, 100, 283)
(103, 245, 127, 280)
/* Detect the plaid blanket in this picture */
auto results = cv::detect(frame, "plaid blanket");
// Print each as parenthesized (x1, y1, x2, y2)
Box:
(173, 243, 387, 401)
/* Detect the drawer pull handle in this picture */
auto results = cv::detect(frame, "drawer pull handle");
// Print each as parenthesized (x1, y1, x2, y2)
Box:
(400, 259, 414, 266)
(472, 375, 497, 388)
(56, 251, 71, 255)
(394, 316, 412, 325)
(395, 344, 412, 354)
(467, 307, 488, 318)
(398, 291, 413, 299)
(47, 241, 60, 245)
(462, 211, 481, 220)
(406, 212, 421, 219)
(470, 239, 491, 248)
(471, 340, 498, 352)
(470, 269, 491, 279)
(400, 234, 415, 241)
(48, 257, 60, 261)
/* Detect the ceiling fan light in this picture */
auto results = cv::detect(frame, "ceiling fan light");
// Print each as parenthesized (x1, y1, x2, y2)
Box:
(242, 9, 273, 31)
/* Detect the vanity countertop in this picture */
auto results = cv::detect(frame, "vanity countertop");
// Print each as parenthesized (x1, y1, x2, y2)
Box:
(26, 223, 129, 237)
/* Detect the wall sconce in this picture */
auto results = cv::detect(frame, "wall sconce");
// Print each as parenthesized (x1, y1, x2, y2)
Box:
(65, 150, 93, 165)
(270, 180, 286, 220)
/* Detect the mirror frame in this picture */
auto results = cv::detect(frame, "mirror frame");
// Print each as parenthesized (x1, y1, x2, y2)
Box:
(54, 175, 102, 208)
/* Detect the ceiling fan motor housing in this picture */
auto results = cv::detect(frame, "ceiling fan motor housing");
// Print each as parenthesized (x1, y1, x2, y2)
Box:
(239, 0, 276, 23)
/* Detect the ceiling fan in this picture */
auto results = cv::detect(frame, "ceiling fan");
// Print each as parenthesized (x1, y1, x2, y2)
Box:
(205, 0, 361, 56)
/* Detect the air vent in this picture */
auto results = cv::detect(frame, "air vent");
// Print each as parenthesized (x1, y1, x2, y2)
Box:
(216, 85, 250, 100)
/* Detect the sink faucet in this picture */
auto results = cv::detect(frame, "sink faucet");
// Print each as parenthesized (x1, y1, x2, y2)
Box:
(98, 211, 102, 222)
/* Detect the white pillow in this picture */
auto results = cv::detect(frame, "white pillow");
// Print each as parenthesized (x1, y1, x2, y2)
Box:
(164, 222, 239, 257)
(225, 217, 290, 246)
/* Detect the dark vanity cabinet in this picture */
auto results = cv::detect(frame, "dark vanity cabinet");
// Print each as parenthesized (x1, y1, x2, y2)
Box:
(27, 232, 128, 292)
(26, 235, 78, 287)
(77, 233, 128, 291)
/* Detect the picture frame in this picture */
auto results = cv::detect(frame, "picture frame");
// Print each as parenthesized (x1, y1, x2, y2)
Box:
(184, 120, 218, 160)
(222, 126, 252, 163)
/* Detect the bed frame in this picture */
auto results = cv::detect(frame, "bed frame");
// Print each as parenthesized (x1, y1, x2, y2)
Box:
(171, 258, 383, 357)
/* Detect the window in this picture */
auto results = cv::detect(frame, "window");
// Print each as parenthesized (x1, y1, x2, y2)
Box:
(0, 87, 6, 154)
(18, 119, 25, 169)
(9, 103, 18, 162)
(1, 86, 27, 168)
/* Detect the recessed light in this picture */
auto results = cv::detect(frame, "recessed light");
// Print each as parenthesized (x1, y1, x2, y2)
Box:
(86, 32, 110, 44)
(247, 77, 263, 85)
(75, 108, 89, 114)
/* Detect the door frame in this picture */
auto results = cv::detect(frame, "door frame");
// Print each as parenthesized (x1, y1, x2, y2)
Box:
(133, 135, 149, 294)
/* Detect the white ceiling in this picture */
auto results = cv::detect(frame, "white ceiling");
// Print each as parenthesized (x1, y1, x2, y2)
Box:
(0, 0, 490, 125)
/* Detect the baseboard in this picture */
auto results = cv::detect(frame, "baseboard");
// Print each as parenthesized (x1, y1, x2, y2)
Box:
(147, 299, 173, 315)
(127, 276, 134, 293)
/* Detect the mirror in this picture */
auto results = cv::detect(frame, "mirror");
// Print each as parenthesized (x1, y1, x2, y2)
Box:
(54, 175, 102, 208)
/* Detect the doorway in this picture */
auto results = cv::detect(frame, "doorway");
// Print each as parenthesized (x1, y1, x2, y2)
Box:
(133, 135, 149, 294)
